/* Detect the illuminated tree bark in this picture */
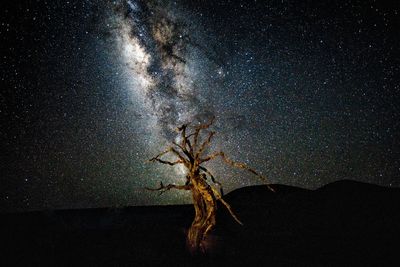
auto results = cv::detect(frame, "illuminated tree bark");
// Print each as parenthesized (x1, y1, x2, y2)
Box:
(147, 117, 274, 253)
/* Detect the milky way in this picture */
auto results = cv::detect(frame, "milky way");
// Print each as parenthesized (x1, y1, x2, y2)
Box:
(110, 0, 215, 140)
(1, 0, 399, 211)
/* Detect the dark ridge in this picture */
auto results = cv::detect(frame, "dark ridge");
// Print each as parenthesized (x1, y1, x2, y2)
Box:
(317, 179, 396, 192)
(1, 180, 400, 266)
(217, 180, 400, 265)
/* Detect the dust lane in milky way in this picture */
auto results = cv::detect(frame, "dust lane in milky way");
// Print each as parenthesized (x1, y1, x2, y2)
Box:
(110, 0, 215, 140)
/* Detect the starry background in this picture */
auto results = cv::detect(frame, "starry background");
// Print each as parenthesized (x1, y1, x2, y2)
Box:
(1, 0, 399, 212)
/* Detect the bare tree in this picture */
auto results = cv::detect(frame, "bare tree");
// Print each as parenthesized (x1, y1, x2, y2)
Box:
(146, 117, 274, 253)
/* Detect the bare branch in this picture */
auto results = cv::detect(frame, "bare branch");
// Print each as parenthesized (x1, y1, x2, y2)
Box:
(148, 148, 172, 162)
(186, 132, 196, 139)
(210, 187, 243, 225)
(185, 132, 196, 153)
(193, 129, 201, 150)
(172, 141, 193, 162)
(202, 151, 275, 192)
(178, 124, 193, 153)
(200, 151, 224, 163)
(170, 147, 191, 167)
(196, 115, 215, 130)
(193, 116, 215, 149)
(149, 146, 191, 168)
(196, 131, 215, 158)
(145, 181, 191, 196)
(199, 166, 221, 187)
(150, 158, 183, 166)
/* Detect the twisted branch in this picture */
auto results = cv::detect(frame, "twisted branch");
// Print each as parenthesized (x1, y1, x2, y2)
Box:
(196, 131, 215, 158)
(149, 158, 183, 166)
(145, 181, 191, 196)
(202, 151, 275, 192)
(172, 141, 193, 163)
(193, 116, 215, 149)
(199, 166, 222, 187)
(177, 124, 193, 153)
(210, 187, 243, 225)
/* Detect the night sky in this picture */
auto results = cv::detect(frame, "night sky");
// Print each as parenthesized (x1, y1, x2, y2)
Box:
(1, 0, 399, 212)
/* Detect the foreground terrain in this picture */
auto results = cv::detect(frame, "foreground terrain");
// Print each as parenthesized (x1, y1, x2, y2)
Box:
(2, 180, 400, 266)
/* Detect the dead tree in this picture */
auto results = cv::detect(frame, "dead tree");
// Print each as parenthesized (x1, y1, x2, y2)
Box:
(146, 117, 274, 253)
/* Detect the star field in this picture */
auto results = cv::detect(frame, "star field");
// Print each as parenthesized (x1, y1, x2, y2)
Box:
(1, 0, 399, 211)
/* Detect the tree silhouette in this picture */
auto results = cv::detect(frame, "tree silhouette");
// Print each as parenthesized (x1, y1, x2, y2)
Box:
(146, 117, 274, 253)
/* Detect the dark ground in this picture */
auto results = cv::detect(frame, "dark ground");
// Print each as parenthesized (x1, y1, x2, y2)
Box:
(2, 180, 400, 266)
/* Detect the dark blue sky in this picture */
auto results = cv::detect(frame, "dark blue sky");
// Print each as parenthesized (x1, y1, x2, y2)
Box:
(1, 0, 399, 211)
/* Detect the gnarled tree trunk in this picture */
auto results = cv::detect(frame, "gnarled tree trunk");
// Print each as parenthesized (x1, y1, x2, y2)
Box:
(186, 174, 217, 253)
(146, 117, 274, 254)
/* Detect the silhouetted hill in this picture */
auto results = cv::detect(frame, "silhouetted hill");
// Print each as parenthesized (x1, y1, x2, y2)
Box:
(1, 180, 399, 266)
(218, 180, 400, 266)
